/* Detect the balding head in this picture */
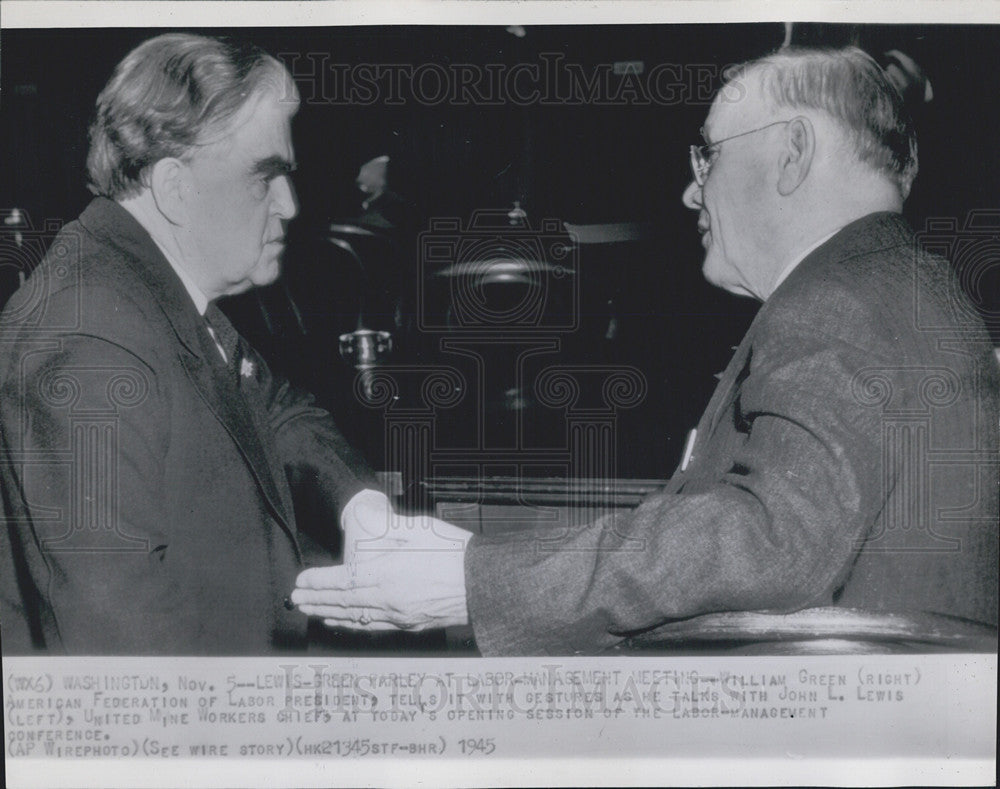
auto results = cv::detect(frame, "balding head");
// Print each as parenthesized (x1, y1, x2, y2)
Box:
(725, 46, 918, 199)
(682, 46, 916, 301)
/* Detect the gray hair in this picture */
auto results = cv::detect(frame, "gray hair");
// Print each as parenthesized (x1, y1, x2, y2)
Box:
(87, 33, 295, 200)
(729, 46, 919, 198)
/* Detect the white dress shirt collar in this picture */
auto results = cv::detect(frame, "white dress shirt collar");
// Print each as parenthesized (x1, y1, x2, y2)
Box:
(151, 237, 210, 316)
(119, 200, 211, 316)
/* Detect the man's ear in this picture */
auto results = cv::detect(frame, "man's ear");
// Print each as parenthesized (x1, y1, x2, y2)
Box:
(776, 116, 814, 196)
(148, 158, 187, 225)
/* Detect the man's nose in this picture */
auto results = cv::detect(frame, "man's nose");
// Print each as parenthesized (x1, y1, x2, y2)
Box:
(682, 180, 703, 210)
(271, 175, 299, 220)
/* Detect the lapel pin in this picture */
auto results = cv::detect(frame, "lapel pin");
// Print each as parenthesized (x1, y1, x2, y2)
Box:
(240, 358, 256, 379)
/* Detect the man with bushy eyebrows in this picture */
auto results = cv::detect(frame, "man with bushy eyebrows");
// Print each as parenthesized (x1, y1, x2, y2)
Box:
(0, 33, 384, 654)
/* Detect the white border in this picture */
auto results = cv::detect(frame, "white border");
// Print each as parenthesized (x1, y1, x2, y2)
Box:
(6, 756, 998, 788)
(2, 5, 997, 788)
(2, 0, 1000, 29)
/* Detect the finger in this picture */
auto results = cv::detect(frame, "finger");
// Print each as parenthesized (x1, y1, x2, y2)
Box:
(291, 587, 377, 608)
(295, 566, 375, 591)
(343, 491, 392, 538)
(370, 518, 471, 550)
(318, 614, 434, 633)
(322, 618, 400, 632)
(296, 602, 382, 620)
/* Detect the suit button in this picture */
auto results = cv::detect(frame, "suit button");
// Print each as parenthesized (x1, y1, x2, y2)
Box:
(283, 597, 295, 611)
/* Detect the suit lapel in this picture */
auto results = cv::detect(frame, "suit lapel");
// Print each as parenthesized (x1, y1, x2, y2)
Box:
(703, 212, 912, 442)
(179, 333, 297, 540)
(703, 332, 754, 439)
(224, 342, 298, 528)
(671, 212, 914, 490)
(77, 199, 297, 540)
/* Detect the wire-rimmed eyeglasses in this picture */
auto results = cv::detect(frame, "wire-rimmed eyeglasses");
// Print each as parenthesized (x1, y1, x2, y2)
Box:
(689, 120, 792, 186)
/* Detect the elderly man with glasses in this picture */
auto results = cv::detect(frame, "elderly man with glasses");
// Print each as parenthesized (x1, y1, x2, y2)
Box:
(294, 46, 999, 655)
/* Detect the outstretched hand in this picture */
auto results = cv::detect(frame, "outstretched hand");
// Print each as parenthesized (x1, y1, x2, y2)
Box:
(292, 490, 471, 631)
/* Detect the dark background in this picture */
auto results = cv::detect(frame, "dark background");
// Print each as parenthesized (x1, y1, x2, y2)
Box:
(3, 24, 998, 478)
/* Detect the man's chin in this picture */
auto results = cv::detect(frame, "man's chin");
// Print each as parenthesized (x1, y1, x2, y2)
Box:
(222, 260, 282, 298)
(701, 257, 725, 289)
(250, 257, 283, 287)
(702, 259, 753, 299)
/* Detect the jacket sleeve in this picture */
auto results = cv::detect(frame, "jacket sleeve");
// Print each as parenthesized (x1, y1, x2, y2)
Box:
(0, 290, 197, 653)
(465, 308, 889, 656)
(255, 351, 380, 552)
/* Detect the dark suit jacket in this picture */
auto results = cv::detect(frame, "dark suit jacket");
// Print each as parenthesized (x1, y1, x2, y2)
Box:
(465, 212, 1000, 655)
(0, 198, 374, 654)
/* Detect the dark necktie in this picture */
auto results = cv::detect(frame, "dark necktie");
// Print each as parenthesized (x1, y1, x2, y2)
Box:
(204, 303, 242, 381)
(204, 304, 286, 520)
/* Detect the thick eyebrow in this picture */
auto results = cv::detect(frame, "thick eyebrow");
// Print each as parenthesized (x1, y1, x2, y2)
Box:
(251, 155, 297, 179)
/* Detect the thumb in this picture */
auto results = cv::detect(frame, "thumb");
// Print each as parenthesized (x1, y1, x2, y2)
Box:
(342, 489, 391, 536)
(342, 490, 394, 566)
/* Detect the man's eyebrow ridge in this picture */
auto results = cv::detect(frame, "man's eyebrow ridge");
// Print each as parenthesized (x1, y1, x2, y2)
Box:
(252, 155, 297, 177)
